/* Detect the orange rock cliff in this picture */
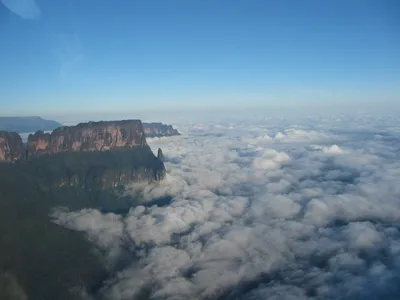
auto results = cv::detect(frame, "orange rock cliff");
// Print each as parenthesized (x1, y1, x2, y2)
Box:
(27, 120, 147, 159)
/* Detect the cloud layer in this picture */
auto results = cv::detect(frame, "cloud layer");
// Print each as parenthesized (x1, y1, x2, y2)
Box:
(53, 113, 400, 300)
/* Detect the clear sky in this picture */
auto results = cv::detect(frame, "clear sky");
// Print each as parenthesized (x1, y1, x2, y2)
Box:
(0, 0, 399, 117)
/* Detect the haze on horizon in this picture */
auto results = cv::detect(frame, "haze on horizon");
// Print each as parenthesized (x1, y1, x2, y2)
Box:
(0, 0, 399, 118)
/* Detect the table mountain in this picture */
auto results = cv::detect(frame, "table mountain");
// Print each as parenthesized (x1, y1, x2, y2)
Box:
(0, 120, 166, 187)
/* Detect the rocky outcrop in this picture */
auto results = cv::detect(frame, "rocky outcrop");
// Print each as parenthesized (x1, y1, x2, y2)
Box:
(143, 122, 180, 138)
(0, 131, 25, 163)
(28, 120, 147, 159)
(157, 148, 165, 162)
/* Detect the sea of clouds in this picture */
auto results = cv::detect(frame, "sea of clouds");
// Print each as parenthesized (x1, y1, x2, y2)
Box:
(53, 111, 400, 300)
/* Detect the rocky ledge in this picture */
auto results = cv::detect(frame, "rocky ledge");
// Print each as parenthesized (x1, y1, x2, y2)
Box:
(143, 122, 180, 138)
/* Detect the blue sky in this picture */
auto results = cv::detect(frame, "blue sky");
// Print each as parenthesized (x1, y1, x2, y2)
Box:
(0, 0, 399, 117)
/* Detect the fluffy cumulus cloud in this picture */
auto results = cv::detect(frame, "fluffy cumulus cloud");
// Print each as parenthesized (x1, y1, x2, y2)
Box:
(52, 113, 400, 300)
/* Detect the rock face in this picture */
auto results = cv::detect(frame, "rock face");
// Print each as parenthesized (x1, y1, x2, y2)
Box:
(28, 120, 147, 159)
(143, 122, 180, 138)
(0, 131, 25, 163)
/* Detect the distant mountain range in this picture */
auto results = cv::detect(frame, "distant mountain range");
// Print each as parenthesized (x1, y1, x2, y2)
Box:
(0, 116, 62, 133)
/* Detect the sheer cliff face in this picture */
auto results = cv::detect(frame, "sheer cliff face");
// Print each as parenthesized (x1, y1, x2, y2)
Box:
(143, 122, 180, 138)
(0, 131, 24, 163)
(28, 120, 147, 159)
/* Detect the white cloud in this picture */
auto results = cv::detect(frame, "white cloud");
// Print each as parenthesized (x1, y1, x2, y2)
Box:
(273, 129, 330, 143)
(52, 114, 400, 300)
(253, 149, 290, 170)
(310, 144, 346, 155)
(322, 144, 344, 154)
(52, 208, 124, 264)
